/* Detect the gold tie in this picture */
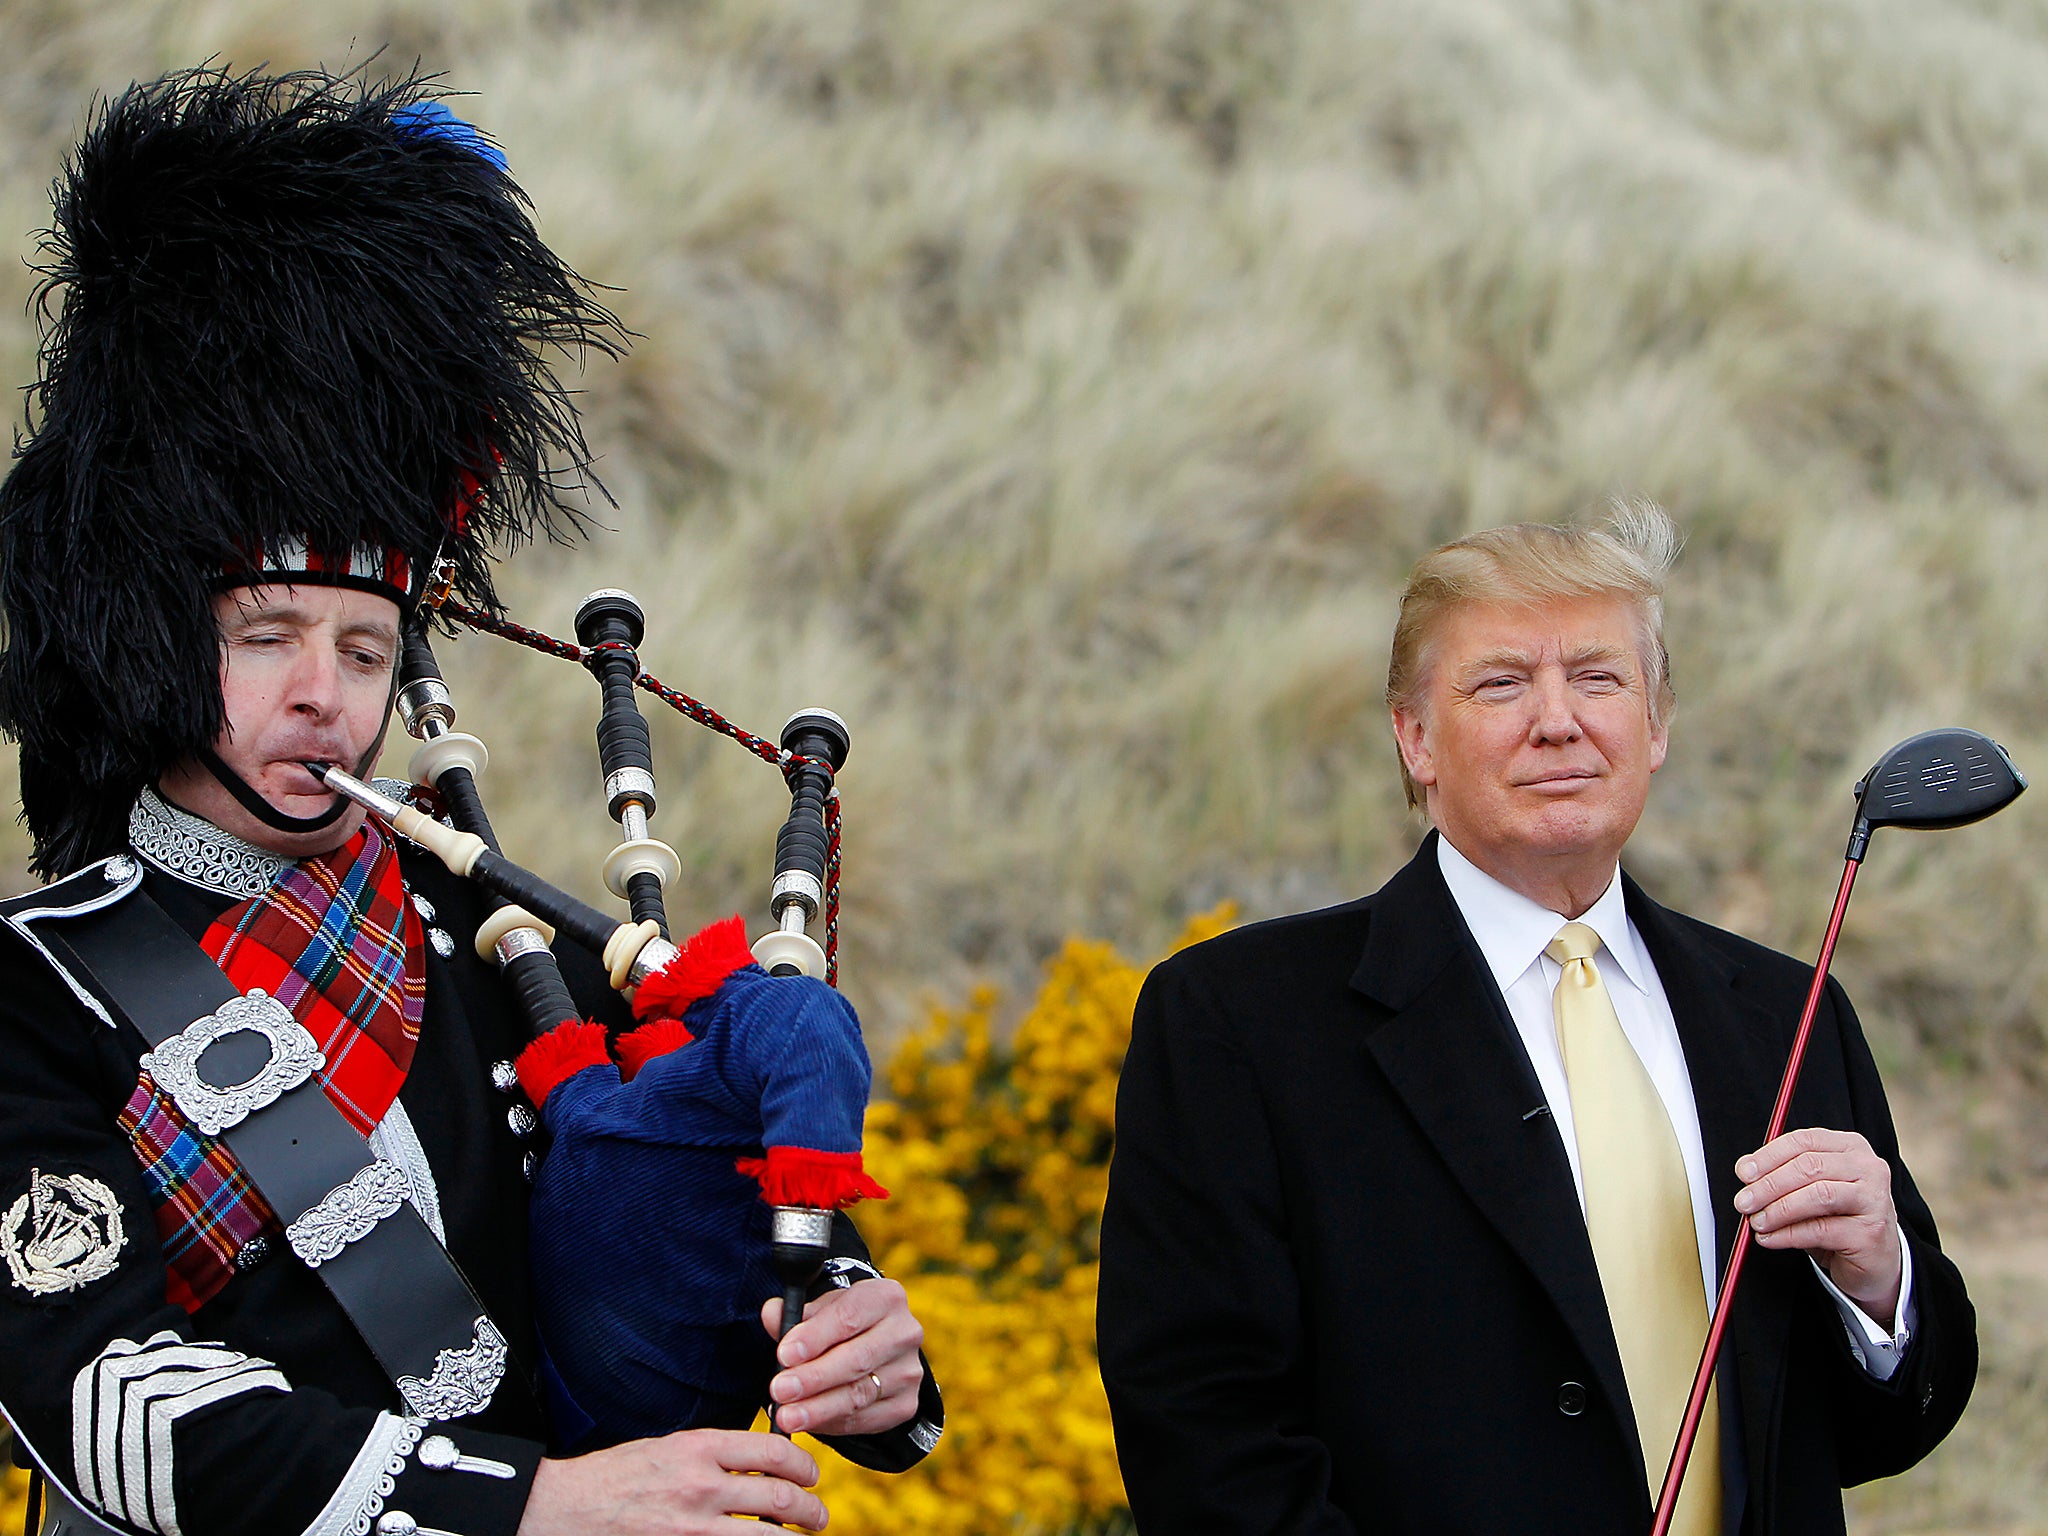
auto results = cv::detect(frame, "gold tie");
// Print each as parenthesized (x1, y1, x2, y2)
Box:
(1546, 922, 1720, 1535)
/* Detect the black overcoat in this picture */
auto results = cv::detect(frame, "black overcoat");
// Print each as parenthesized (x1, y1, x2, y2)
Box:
(1098, 836, 1975, 1535)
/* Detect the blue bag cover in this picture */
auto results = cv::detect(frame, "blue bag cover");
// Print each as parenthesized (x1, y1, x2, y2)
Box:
(526, 965, 873, 1447)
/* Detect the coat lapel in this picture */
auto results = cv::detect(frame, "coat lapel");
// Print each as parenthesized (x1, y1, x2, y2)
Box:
(1349, 839, 1638, 1455)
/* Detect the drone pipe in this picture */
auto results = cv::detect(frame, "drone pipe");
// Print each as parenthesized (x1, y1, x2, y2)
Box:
(397, 625, 582, 1038)
(575, 592, 671, 937)
(776, 767, 833, 892)
(758, 713, 848, 981)
(1649, 855, 1863, 1536)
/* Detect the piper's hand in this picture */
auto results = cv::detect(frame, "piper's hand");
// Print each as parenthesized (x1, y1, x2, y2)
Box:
(763, 1278, 924, 1436)
(1736, 1126, 1903, 1322)
(516, 1428, 826, 1534)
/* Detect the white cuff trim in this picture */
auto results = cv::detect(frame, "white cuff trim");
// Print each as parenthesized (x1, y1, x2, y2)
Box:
(299, 1412, 426, 1536)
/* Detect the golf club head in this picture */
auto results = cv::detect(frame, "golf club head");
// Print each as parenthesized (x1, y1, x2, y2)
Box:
(1847, 728, 2027, 857)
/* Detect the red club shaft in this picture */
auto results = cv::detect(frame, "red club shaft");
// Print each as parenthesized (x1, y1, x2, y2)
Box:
(1649, 856, 1863, 1536)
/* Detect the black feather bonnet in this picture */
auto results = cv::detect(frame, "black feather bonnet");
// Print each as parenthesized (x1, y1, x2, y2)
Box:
(0, 64, 624, 876)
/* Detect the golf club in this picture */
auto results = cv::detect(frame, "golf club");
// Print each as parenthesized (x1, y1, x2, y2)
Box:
(1650, 728, 2026, 1536)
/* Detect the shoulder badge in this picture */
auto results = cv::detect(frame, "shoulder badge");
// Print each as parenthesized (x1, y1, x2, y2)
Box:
(4, 1168, 127, 1296)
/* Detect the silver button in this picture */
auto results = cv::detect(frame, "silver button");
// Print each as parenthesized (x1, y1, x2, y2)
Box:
(490, 1060, 519, 1095)
(411, 893, 437, 922)
(375, 1514, 460, 1536)
(522, 1150, 538, 1183)
(235, 1235, 272, 1272)
(104, 855, 138, 884)
(417, 1434, 517, 1479)
(429, 927, 455, 959)
(507, 1104, 537, 1139)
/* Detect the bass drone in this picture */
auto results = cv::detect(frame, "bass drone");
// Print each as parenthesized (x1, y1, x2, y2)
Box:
(313, 585, 883, 1449)
(1650, 728, 2027, 1536)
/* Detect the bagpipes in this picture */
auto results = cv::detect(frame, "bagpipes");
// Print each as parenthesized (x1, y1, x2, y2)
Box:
(314, 584, 883, 1450)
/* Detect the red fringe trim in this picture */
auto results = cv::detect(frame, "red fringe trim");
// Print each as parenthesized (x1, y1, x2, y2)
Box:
(515, 1020, 613, 1109)
(614, 1016, 696, 1082)
(735, 1146, 891, 1209)
(632, 914, 755, 1023)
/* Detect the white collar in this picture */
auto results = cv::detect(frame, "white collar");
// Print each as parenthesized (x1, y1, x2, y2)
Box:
(1434, 835, 1652, 995)
(127, 785, 287, 900)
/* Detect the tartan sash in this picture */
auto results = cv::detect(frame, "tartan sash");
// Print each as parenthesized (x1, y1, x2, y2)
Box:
(204, 822, 424, 1135)
(118, 1077, 276, 1314)
(122, 823, 426, 1310)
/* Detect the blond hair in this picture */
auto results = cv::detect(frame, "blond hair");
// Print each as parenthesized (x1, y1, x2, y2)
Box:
(1385, 500, 1681, 810)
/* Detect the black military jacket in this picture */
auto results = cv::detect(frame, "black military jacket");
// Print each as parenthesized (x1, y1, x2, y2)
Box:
(0, 835, 937, 1536)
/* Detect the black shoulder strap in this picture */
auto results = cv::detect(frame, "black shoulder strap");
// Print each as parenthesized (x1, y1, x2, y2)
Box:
(6, 857, 513, 1422)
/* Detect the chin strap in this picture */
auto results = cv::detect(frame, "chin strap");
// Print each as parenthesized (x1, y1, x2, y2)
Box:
(196, 669, 402, 836)
(197, 747, 357, 834)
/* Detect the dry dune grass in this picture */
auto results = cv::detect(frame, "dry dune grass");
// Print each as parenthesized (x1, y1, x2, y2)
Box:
(4, 0, 2048, 1528)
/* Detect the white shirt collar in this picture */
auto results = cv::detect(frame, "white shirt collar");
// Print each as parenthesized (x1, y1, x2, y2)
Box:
(1434, 834, 1653, 996)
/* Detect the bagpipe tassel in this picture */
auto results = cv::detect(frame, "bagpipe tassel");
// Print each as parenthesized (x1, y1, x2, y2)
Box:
(735, 1146, 889, 1208)
(615, 1016, 695, 1080)
(630, 912, 755, 1018)
(514, 1019, 615, 1108)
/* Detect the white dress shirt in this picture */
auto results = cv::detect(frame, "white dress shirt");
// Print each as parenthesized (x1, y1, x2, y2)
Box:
(1435, 836, 1914, 1380)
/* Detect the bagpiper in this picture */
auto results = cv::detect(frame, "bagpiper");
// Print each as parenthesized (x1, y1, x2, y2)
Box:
(0, 63, 938, 1536)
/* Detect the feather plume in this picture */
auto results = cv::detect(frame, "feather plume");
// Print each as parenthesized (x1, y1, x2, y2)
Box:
(0, 63, 625, 873)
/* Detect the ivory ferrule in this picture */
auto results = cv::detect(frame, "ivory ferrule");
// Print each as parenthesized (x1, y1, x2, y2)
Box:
(391, 807, 487, 878)
(606, 922, 673, 992)
(752, 928, 826, 981)
(602, 838, 682, 900)
(410, 732, 488, 789)
(317, 766, 488, 878)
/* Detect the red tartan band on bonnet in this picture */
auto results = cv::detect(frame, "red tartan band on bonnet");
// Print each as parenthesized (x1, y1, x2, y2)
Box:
(219, 538, 419, 606)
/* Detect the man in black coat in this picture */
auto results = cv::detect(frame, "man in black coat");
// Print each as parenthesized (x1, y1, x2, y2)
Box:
(1098, 507, 1975, 1535)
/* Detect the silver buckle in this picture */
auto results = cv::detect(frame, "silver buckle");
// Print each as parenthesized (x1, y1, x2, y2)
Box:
(140, 990, 325, 1137)
(395, 1316, 508, 1421)
(287, 1160, 413, 1268)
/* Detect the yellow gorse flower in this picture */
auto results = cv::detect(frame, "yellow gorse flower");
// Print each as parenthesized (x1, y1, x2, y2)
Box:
(813, 908, 1232, 1534)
